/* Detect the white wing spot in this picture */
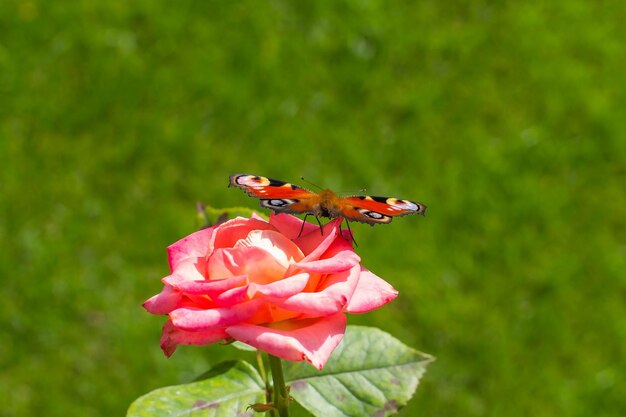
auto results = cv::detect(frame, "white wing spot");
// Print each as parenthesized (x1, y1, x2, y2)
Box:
(238, 176, 270, 186)
(387, 198, 418, 211)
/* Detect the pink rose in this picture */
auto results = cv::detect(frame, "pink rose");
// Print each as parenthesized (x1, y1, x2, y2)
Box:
(143, 213, 398, 369)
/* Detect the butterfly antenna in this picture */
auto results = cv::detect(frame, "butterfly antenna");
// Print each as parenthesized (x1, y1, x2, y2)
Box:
(337, 188, 366, 195)
(300, 176, 323, 191)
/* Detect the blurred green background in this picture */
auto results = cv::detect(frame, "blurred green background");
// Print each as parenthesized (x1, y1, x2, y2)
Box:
(1, 0, 625, 416)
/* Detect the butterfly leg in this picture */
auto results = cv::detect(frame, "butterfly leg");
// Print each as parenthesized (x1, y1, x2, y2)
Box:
(314, 216, 324, 235)
(343, 219, 358, 247)
(297, 214, 309, 238)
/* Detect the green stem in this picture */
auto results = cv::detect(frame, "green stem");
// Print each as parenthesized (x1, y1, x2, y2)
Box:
(268, 354, 290, 417)
(256, 352, 277, 417)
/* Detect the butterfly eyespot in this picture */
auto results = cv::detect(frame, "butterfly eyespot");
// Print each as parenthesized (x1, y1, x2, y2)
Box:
(236, 175, 270, 187)
(387, 198, 419, 211)
(261, 199, 298, 208)
(357, 208, 383, 219)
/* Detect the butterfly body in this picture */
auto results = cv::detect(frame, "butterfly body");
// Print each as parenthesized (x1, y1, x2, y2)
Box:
(278, 188, 341, 218)
(229, 174, 426, 225)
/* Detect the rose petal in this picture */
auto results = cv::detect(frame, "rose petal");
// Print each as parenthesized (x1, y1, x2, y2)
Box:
(209, 217, 274, 251)
(251, 212, 266, 221)
(180, 294, 214, 309)
(143, 285, 183, 315)
(294, 218, 343, 260)
(276, 264, 361, 316)
(269, 213, 318, 240)
(248, 303, 300, 325)
(164, 274, 248, 296)
(213, 284, 250, 306)
(294, 234, 361, 273)
(236, 229, 304, 266)
(226, 313, 347, 369)
(160, 319, 229, 357)
(162, 259, 208, 286)
(346, 268, 398, 313)
(248, 273, 310, 299)
(286, 233, 360, 295)
(167, 227, 214, 271)
(170, 299, 263, 331)
(208, 246, 289, 285)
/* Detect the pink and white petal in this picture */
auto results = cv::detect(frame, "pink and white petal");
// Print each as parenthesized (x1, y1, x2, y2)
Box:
(244, 303, 302, 325)
(180, 294, 214, 309)
(164, 274, 247, 296)
(264, 305, 302, 323)
(209, 217, 274, 251)
(294, 251, 360, 274)
(160, 319, 229, 357)
(236, 229, 304, 266)
(226, 313, 347, 369)
(275, 293, 345, 317)
(143, 285, 183, 315)
(322, 230, 357, 259)
(170, 299, 263, 331)
(299, 271, 323, 293)
(346, 268, 398, 313)
(213, 284, 250, 306)
(251, 212, 267, 221)
(295, 234, 360, 273)
(339, 227, 354, 244)
(276, 265, 361, 316)
(248, 273, 310, 299)
(316, 263, 361, 295)
(233, 245, 289, 285)
(208, 246, 288, 285)
(167, 227, 215, 271)
(205, 248, 237, 280)
(269, 213, 318, 240)
(294, 218, 343, 260)
(163, 259, 208, 286)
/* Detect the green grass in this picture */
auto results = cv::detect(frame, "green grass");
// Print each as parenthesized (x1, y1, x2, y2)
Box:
(1, 1, 625, 416)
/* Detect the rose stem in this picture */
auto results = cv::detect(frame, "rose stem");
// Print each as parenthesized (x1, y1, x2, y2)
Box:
(256, 351, 276, 416)
(268, 354, 290, 417)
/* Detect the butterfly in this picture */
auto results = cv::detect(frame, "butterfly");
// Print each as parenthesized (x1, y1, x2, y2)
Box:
(228, 174, 426, 226)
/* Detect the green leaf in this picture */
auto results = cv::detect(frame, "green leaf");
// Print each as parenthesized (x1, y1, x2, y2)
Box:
(127, 360, 265, 417)
(202, 204, 267, 225)
(284, 326, 434, 417)
(230, 340, 258, 352)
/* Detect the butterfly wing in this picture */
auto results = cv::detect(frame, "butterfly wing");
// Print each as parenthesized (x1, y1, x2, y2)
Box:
(229, 174, 318, 214)
(340, 195, 427, 225)
(230, 174, 426, 224)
